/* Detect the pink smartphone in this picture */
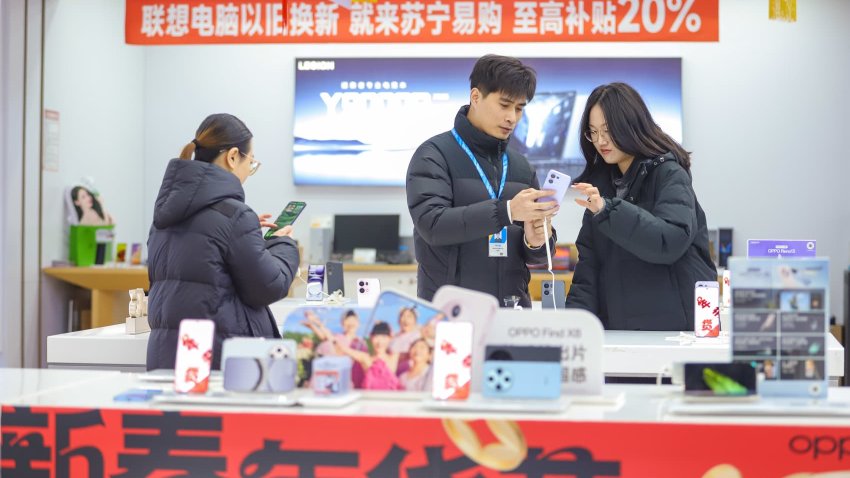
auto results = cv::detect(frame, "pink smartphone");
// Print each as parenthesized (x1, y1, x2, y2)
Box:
(432, 285, 498, 393)
(174, 319, 215, 394)
(538, 169, 572, 206)
(431, 321, 473, 400)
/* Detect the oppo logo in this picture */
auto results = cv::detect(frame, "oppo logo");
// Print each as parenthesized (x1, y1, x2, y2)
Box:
(297, 60, 335, 71)
(790, 435, 850, 459)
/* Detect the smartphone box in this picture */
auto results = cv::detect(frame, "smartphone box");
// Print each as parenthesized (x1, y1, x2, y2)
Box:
(432, 321, 473, 401)
(174, 319, 215, 394)
(306, 265, 325, 302)
(312, 356, 354, 396)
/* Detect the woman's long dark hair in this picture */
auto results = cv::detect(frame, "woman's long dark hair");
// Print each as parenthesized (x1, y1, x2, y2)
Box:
(575, 82, 690, 182)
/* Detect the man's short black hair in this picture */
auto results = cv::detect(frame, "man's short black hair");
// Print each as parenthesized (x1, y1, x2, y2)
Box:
(469, 54, 536, 102)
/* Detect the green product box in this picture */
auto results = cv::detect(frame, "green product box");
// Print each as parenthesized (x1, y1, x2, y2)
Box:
(69, 225, 115, 266)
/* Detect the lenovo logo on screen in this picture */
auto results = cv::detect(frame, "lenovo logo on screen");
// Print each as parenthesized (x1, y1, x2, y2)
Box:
(297, 60, 335, 71)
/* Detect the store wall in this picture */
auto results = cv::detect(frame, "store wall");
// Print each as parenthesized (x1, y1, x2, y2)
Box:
(42, 0, 146, 264)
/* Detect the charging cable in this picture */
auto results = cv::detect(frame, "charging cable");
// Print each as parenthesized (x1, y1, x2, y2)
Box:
(542, 217, 556, 309)
(657, 365, 671, 387)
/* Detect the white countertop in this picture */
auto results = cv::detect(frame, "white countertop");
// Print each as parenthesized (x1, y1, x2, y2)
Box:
(4, 368, 850, 427)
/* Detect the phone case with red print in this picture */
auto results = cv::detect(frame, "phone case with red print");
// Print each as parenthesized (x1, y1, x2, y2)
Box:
(694, 281, 720, 338)
(174, 319, 215, 394)
(431, 321, 473, 401)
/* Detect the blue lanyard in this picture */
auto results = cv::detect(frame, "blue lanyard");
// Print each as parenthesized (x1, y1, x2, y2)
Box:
(451, 128, 508, 200)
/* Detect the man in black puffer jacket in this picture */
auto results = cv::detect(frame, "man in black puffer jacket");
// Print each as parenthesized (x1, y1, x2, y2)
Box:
(406, 55, 558, 308)
(147, 114, 299, 370)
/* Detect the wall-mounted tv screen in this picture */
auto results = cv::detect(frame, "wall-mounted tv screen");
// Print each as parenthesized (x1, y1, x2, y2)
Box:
(293, 57, 682, 186)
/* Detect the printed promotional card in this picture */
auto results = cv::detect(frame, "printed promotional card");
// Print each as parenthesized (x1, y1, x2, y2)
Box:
(486, 309, 604, 396)
(281, 291, 444, 393)
(729, 257, 829, 398)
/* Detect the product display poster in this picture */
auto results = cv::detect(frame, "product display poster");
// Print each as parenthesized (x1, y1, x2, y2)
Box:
(729, 257, 829, 398)
(293, 57, 682, 186)
(281, 292, 445, 392)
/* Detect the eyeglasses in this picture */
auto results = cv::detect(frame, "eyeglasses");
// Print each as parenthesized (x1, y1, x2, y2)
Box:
(220, 149, 261, 175)
(583, 129, 611, 144)
(241, 151, 261, 176)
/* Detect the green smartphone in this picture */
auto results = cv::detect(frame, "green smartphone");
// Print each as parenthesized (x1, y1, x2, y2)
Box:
(264, 201, 306, 239)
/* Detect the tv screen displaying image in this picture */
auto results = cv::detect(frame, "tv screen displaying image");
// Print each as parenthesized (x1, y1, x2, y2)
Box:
(293, 57, 682, 186)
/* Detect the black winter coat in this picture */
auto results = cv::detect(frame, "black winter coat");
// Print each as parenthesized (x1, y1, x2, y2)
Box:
(406, 106, 555, 307)
(146, 159, 299, 370)
(565, 154, 716, 330)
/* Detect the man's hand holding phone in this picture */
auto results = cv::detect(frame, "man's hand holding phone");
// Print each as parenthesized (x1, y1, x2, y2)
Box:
(509, 189, 558, 222)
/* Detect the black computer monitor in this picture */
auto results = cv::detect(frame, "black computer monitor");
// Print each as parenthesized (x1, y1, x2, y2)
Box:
(333, 214, 400, 254)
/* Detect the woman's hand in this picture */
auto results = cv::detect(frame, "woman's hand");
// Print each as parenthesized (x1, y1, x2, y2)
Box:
(258, 213, 276, 228)
(572, 183, 606, 214)
(272, 225, 293, 238)
(259, 214, 293, 237)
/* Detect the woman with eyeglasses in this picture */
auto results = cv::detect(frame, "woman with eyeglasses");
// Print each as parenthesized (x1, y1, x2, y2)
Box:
(146, 113, 300, 370)
(565, 83, 716, 331)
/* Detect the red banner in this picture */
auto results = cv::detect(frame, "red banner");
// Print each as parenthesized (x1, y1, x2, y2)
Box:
(125, 0, 719, 45)
(3, 404, 850, 477)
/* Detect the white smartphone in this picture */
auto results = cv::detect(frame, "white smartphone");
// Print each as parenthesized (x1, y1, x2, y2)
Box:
(174, 319, 215, 394)
(431, 321, 473, 401)
(694, 281, 720, 338)
(538, 169, 572, 207)
(432, 285, 498, 393)
(356, 278, 381, 307)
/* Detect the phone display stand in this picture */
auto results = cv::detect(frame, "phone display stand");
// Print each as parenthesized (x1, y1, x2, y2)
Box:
(152, 391, 298, 407)
(664, 397, 850, 417)
(422, 393, 570, 414)
(298, 392, 361, 408)
(125, 316, 150, 335)
(137, 370, 222, 384)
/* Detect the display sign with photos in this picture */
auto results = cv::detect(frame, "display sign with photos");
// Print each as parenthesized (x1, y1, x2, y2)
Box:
(281, 292, 444, 393)
(729, 257, 829, 398)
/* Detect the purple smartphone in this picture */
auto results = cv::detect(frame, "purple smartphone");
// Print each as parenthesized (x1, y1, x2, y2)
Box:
(537, 169, 572, 206)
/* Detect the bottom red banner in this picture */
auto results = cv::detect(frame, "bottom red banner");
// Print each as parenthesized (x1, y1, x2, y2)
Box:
(2, 405, 850, 477)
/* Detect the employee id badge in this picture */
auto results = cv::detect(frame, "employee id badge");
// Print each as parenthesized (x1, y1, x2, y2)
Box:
(488, 227, 508, 257)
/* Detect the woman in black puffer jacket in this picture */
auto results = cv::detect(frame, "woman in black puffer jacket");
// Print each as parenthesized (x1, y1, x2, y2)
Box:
(146, 113, 300, 370)
(566, 83, 717, 331)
